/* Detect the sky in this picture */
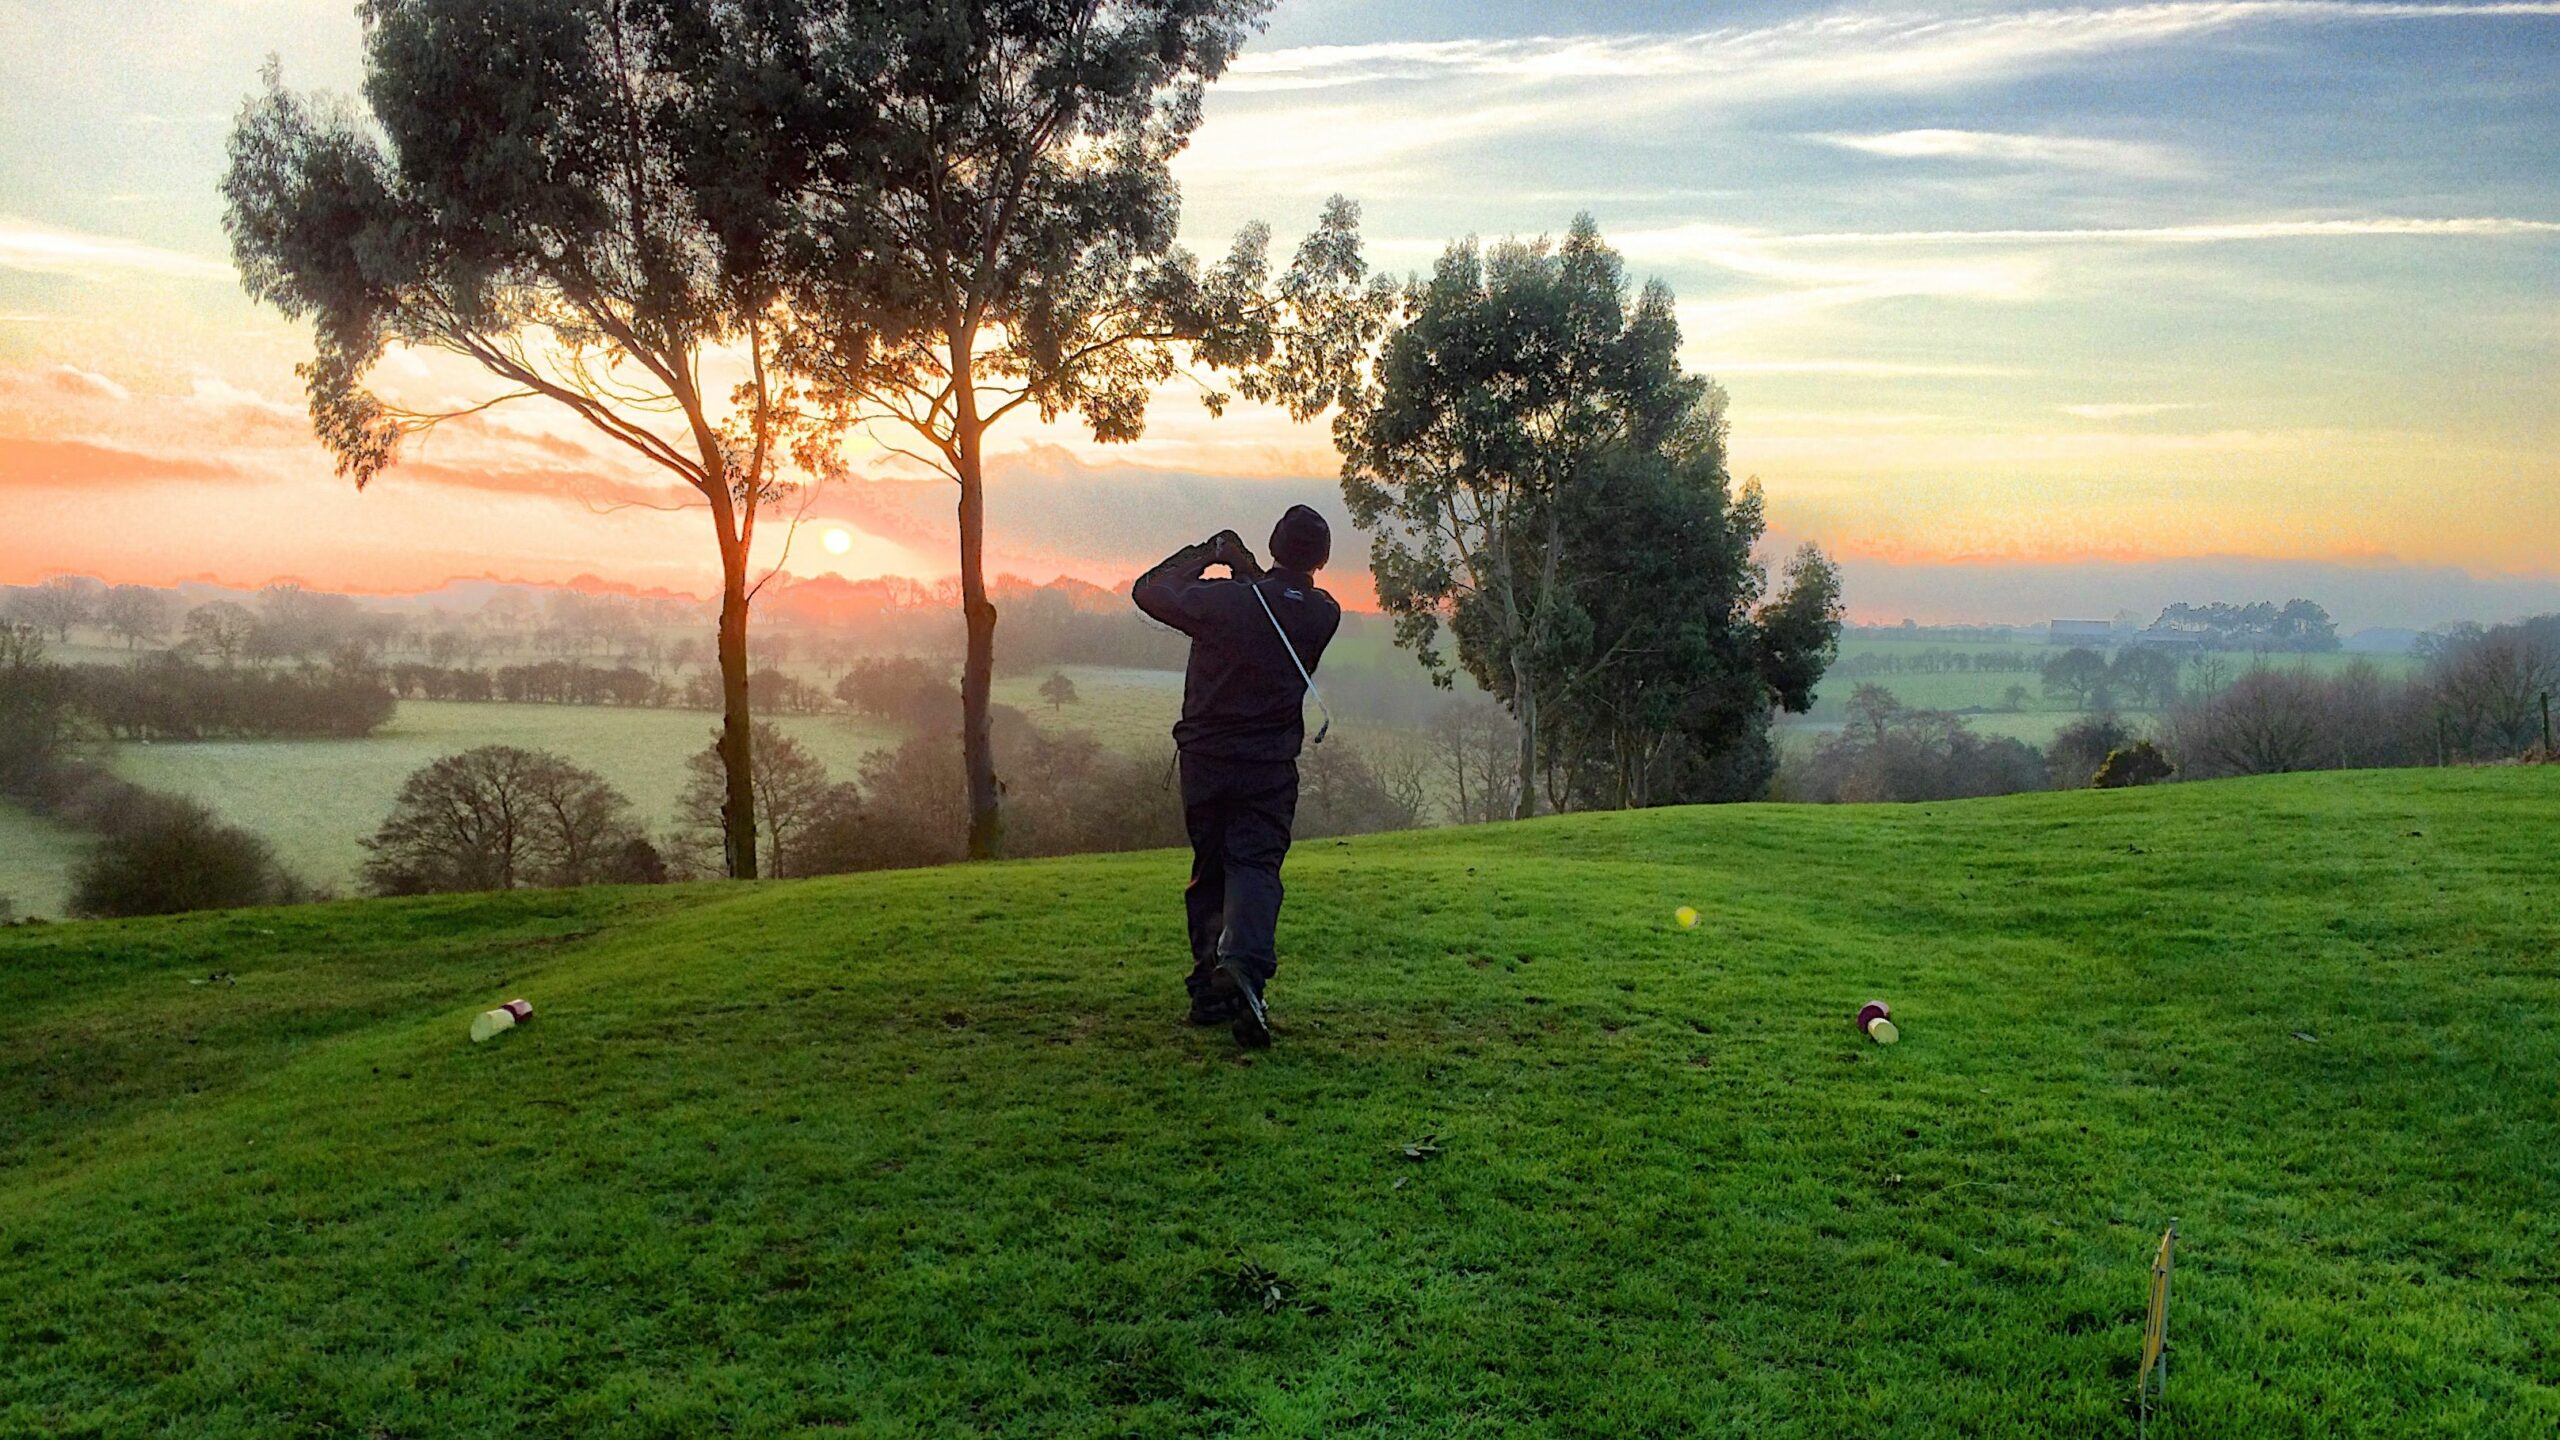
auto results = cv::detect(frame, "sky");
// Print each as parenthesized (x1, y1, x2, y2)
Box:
(2, 1, 2556, 629)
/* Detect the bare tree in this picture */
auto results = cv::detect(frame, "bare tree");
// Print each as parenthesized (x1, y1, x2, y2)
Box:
(1428, 695, 1519, 826)
(182, 601, 257, 667)
(361, 745, 644, 895)
(2169, 668, 2327, 776)
(2427, 617, 2560, 758)
(98, 585, 170, 649)
(675, 722, 832, 879)
(9, 577, 98, 643)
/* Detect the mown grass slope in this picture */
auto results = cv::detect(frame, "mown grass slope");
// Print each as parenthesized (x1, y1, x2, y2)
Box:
(4, 770, 2556, 1438)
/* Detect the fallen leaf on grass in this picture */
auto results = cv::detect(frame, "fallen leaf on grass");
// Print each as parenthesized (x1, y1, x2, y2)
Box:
(2291, 1031, 2318, 1044)
(1401, 1135, 1441, 1161)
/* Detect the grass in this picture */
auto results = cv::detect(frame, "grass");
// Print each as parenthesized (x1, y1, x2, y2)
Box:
(5, 768, 2556, 1436)
(102, 701, 903, 898)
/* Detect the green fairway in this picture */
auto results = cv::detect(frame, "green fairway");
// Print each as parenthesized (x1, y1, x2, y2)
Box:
(5, 770, 2557, 1436)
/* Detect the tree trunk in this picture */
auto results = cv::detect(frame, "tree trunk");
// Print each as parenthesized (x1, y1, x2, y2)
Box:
(714, 534, 760, 880)
(1511, 650, 1538, 821)
(955, 416, 1002, 860)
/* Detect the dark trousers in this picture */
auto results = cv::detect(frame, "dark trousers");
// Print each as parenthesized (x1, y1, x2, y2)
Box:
(1181, 753, 1299, 995)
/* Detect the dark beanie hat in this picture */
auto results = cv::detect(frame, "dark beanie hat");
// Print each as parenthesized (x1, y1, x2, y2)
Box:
(1270, 504, 1331, 571)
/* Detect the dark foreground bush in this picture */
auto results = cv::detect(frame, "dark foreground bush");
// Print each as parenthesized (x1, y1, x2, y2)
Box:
(70, 794, 306, 918)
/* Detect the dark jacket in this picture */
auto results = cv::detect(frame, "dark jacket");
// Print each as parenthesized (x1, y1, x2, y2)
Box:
(1132, 541, 1340, 763)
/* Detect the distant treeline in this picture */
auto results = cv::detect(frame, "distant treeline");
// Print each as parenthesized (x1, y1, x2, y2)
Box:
(1832, 649, 2043, 677)
(2142, 599, 2338, 653)
(5, 572, 1189, 677)
(1784, 613, 2557, 804)
(386, 660, 832, 713)
(76, 658, 395, 740)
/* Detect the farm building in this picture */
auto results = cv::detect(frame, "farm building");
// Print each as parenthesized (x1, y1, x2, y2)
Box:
(2047, 619, 2115, 645)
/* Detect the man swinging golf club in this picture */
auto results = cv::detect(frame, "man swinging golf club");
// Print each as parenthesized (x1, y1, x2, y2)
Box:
(1132, 505, 1341, 1047)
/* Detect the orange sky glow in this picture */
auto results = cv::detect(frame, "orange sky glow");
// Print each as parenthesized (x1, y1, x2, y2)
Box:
(4, 1, 2557, 628)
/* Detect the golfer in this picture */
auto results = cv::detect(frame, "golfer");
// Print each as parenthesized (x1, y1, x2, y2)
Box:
(1131, 505, 1341, 1047)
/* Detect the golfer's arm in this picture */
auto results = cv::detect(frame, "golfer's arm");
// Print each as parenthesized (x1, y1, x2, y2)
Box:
(1131, 541, 1219, 632)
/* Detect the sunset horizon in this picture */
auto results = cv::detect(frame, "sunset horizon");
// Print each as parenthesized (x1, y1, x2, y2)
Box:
(6, 0, 2556, 629)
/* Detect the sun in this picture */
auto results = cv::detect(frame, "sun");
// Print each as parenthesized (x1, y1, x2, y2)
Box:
(821, 527, 853, 556)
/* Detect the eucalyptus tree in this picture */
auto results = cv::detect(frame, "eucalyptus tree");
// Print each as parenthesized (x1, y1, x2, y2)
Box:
(222, 0, 820, 878)
(701, 0, 1387, 859)
(1543, 431, 1843, 808)
(1343, 218, 1677, 818)
(1344, 217, 1839, 815)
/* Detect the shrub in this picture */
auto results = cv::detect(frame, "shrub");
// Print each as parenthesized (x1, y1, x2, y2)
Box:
(70, 794, 302, 918)
(2047, 713, 2134, 789)
(2093, 741, 2175, 788)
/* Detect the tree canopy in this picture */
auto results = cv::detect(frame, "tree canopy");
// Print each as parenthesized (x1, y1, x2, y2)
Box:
(655, 0, 1389, 857)
(1343, 217, 1839, 813)
(223, 0, 823, 878)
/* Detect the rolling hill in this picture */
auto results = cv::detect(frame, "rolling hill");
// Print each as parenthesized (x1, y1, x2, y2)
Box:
(5, 770, 2556, 1437)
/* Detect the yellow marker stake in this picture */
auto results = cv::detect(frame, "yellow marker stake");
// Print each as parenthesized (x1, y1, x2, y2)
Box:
(2139, 1221, 2177, 1437)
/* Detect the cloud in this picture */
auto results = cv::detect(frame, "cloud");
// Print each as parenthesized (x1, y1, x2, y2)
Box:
(0, 436, 241, 489)
(1224, 4, 2560, 99)
(1815, 129, 2189, 175)
(0, 216, 234, 281)
(392, 460, 700, 515)
(44, 364, 129, 402)
(1777, 217, 2560, 245)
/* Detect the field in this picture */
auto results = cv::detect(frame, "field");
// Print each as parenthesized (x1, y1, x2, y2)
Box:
(0, 664, 1296, 917)
(0, 803, 80, 922)
(992, 664, 1187, 752)
(110, 702, 902, 898)
(5, 768, 2555, 1436)
(1786, 638, 2427, 749)
(0, 635, 2436, 917)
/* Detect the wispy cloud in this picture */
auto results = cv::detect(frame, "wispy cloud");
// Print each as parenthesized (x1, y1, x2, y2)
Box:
(1778, 216, 2560, 245)
(0, 217, 233, 281)
(1225, 3, 2560, 98)
(44, 363, 129, 403)
(1815, 129, 2189, 175)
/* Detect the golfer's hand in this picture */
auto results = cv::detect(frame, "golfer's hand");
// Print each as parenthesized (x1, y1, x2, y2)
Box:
(1211, 530, 1263, 579)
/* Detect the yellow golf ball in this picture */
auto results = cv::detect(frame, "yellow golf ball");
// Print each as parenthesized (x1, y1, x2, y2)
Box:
(1675, 906, 1699, 929)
